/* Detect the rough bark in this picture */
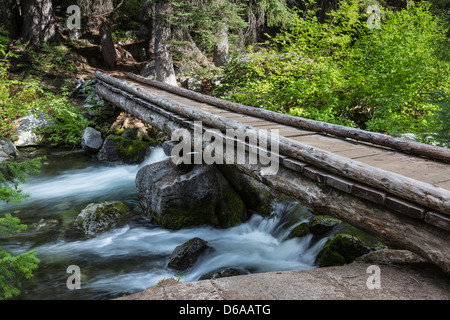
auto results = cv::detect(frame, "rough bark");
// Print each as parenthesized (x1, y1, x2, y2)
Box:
(100, 22, 117, 69)
(21, 0, 57, 49)
(154, 1, 177, 86)
(213, 26, 230, 67)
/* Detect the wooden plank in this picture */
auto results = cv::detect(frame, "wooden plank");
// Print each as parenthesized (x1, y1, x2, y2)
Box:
(127, 73, 450, 163)
(425, 212, 450, 232)
(96, 72, 450, 215)
(385, 196, 426, 219)
(289, 134, 364, 153)
(353, 152, 450, 187)
(351, 183, 387, 205)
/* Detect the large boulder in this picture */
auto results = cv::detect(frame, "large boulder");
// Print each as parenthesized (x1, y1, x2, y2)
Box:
(0, 138, 17, 162)
(81, 127, 103, 154)
(168, 237, 211, 271)
(136, 159, 247, 230)
(216, 165, 274, 216)
(66, 201, 134, 238)
(98, 134, 150, 164)
(11, 113, 54, 147)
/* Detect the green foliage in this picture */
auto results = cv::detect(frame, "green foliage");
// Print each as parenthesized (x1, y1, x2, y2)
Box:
(0, 158, 42, 204)
(36, 91, 91, 148)
(430, 91, 450, 147)
(0, 158, 41, 300)
(18, 42, 78, 76)
(216, 1, 450, 142)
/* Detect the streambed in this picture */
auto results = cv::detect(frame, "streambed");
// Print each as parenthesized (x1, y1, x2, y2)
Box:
(1, 147, 329, 300)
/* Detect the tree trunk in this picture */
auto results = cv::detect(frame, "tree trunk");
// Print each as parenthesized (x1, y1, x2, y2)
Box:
(1, 0, 22, 40)
(100, 22, 117, 69)
(213, 26, 230, 67)
(21, 0, 57, 49)
(154, 0, 177, 86)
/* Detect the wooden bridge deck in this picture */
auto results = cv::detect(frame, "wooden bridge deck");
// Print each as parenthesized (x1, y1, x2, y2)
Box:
(95, 71, 450, 273)
(127, 78, 450, 191)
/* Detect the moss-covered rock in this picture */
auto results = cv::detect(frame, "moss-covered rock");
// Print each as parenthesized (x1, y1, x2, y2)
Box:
(98, 134, 150, 164)
(136, 159, 248, 230)
(287, 222, 309, 240)
(216, 165, 275, 216)
(309, 215, 343, 235)
(66, 201, 134, 238)
(315, 232, 384, 267)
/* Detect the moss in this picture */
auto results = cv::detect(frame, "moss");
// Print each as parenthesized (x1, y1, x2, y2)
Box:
(157, 190, 246, 230)
(10, 135, 19, 142)
(315, 233, 373, 267)
(309, 215, 342, 235)
(105, 135, 150, 164)
(287, 223, 309, 239)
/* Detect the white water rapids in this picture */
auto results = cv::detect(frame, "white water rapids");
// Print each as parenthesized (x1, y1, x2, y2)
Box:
(1, 147, 329, 300)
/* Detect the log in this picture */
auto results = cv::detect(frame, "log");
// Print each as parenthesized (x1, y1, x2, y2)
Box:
(234, 159, 450, 275)
(95, 71, 450, 215)
(127, 72, 450, 163)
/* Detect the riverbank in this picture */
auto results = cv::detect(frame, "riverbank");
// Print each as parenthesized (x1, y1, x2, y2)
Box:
(118, 257, 450, 300)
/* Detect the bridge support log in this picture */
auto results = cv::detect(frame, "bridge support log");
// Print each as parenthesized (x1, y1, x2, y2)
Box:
(234, 162, 450, 274)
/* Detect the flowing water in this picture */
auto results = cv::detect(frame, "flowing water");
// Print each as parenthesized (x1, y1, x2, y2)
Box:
(0, 147, 330, 300)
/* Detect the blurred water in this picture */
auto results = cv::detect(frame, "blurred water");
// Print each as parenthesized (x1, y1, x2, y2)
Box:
(1, 147, 327, 300)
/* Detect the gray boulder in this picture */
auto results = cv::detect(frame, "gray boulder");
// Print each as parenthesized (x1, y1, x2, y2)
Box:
(11, 113, 55, 147)
(0, 139, 17, 162)
(66, 201, 134, 238)
(81, 127, 103, 154)
(140, 60, 156, 79)
(136, 159, 247, 230)
(168, 238, 211, 271)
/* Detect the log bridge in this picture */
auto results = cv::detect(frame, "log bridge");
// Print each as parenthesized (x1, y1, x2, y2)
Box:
(95, 71, 450, 274)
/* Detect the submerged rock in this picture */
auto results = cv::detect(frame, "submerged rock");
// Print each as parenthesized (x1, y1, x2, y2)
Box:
(168, 237, 211, 271)
(286, 222, 309, 240)
(66, 201, 134, 238)
(136, 159, 247, 230)
(199, 267, 248, 280)
(98, 134, 150, 164)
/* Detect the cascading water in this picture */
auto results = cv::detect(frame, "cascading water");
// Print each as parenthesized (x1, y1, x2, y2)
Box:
(0, 147, 330, 300)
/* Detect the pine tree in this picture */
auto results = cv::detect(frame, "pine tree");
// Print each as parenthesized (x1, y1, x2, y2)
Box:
(0, 158, 41, 300)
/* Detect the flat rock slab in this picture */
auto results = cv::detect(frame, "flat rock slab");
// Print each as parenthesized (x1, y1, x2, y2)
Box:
(118, 262, 450, 300)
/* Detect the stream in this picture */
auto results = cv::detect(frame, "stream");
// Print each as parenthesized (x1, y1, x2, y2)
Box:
(0, 147, 330, 300)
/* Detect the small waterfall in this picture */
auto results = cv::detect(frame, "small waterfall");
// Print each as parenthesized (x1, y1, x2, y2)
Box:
(1, 147, 329, 300)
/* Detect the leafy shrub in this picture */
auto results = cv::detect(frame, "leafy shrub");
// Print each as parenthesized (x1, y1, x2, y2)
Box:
(216, 1, 450, 142)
